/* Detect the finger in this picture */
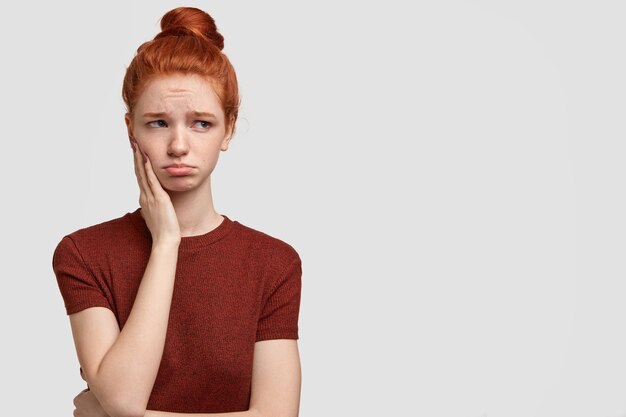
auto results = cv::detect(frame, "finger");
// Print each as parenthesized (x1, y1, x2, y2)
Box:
(132, 139, 153, 201)
(74, 388, 89, 400)
(131, 136, 147, 164)
(132, 144, 148, 198)
(143, 155, 165, 196)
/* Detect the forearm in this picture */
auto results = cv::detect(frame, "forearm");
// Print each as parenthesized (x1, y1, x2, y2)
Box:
(144, 409, 261, 417)
(92, 242, 179, 416)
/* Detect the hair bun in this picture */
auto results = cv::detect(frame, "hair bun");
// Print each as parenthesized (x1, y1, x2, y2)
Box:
(156, 7, 224, 51)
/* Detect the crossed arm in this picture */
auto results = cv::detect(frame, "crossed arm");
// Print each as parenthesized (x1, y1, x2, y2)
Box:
(71, 306, 301, 417)
(68, 240, 300, 417)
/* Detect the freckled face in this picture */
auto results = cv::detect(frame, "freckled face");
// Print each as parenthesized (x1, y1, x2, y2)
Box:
(125, 73, 232, 193)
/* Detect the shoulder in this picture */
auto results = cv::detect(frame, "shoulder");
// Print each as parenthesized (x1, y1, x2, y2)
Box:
(233, 219, 301, 271)
(53, 211, 138, 258)
(235, 220, 300, 258)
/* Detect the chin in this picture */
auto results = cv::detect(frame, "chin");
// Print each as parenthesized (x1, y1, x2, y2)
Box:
(161, 178, 198, 192)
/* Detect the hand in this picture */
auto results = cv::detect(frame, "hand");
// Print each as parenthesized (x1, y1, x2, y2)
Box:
(73, 389, 110, 417)
(130, 137, 181, 246)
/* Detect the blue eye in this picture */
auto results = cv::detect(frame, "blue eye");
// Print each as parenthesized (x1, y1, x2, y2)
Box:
(195, 121, 212, 129)
(148, 120, 167, 128)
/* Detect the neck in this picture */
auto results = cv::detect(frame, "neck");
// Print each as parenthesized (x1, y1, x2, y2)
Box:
(164, 177, 223, 237)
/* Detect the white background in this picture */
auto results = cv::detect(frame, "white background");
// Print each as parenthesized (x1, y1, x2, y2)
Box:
(2, 1, 626, 416)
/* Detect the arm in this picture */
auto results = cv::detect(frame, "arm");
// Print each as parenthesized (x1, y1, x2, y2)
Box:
(70, 143, 181, 417)
(71, 242, 179, 417)
(143, 339, 301, 417)
(74, 338, 301, 417)
(144, 410, 257, 417)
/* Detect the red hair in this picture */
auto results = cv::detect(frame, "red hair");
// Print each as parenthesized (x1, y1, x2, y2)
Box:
(122, 7, 239, 130)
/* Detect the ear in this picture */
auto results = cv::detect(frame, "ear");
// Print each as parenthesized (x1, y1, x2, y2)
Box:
(220, 118, 235, 151)
(124, 113, 134, 140)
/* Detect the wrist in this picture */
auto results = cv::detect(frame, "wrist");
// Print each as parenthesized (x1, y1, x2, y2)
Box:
(151, 238, 180, 251)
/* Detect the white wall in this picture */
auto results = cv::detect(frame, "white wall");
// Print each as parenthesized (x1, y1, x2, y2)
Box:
(2, 1, 625, 416)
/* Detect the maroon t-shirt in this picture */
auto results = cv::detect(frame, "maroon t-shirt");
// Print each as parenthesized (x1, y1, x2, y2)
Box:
(52, 208, 302, 413)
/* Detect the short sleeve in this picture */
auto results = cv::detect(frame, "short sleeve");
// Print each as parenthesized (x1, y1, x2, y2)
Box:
(256, 254, 302, 341)
(52, 236, 113, 315)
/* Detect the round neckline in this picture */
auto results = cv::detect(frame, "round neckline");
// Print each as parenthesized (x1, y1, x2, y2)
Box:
(127, 207, 235, 250)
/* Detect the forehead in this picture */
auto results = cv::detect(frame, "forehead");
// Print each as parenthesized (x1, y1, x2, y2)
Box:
(135, 74, 224, 117)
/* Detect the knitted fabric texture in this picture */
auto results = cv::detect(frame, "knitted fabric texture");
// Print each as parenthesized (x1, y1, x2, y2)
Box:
(52, 208, 301, 413)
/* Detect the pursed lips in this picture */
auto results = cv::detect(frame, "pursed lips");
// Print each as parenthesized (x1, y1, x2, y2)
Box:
(164, 163, 194, 168)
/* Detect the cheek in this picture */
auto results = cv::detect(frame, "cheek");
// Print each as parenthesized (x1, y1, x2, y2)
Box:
(134, 135, 160, 156)
(199, 139, 222, 155)
(133, 139, 152, 158)
(198, 150, 218, 167)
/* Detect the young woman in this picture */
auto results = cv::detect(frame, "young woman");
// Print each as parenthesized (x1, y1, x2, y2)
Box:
(52, 7, 302, 417)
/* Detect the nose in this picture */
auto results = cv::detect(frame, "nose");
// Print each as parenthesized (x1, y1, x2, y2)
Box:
(167, 126, 190, 157)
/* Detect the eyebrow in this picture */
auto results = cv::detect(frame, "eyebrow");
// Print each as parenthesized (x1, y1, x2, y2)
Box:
(142, 111, 217, 118)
